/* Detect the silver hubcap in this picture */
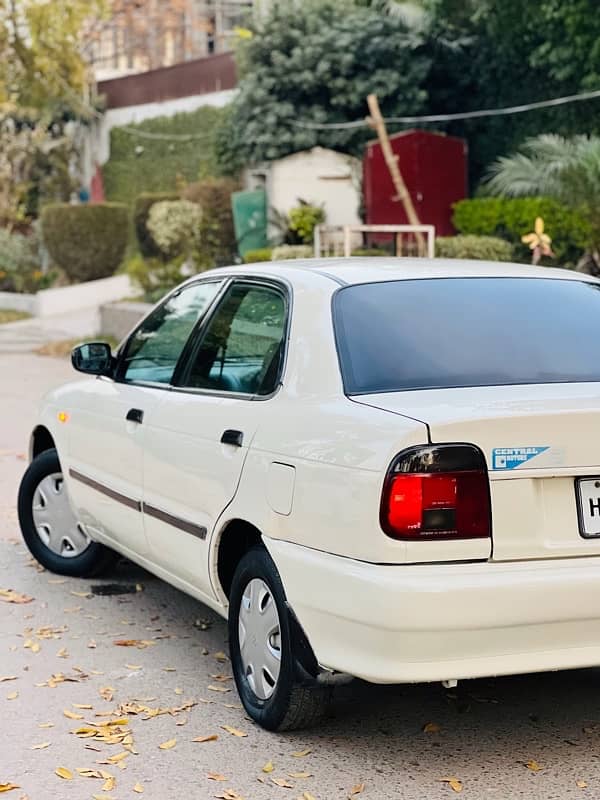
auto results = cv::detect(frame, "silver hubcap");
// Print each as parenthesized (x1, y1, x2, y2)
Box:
(238, 578, 282, 700)
(32, 472, 90, 558)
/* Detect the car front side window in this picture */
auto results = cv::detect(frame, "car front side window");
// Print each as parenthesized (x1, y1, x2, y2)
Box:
(178, 282, 287, 396)
(120, 280, 223, 385)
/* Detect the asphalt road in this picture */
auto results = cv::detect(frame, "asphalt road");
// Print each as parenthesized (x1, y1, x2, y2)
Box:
(2, 353, 600, 800)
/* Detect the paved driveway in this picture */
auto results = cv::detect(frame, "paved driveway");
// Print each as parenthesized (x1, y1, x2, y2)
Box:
(2, 353, 600, 799)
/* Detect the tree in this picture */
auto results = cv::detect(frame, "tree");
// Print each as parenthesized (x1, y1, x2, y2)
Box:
(485, 134, 600, 271)
(0, 0, 106, 111)
(216, 0, 430, 169)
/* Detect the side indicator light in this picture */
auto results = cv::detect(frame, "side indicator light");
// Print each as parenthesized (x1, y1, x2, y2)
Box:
(58, 411, 69, 424)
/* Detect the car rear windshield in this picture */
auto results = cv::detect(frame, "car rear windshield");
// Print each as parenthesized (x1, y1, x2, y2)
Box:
(333, 277, 600, 394)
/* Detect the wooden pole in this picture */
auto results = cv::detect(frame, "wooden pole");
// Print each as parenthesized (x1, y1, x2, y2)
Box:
(366, 93, 426, 255)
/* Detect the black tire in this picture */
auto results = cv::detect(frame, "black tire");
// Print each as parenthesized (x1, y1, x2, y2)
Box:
(18, 448, 117, 577)
(228, 546, 330, 731)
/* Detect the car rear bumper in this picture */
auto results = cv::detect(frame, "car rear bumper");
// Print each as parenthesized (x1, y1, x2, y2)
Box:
(264, 536, 600, 684)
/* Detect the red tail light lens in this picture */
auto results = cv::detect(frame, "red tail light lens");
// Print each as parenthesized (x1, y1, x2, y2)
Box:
(381, 445, 491, 541)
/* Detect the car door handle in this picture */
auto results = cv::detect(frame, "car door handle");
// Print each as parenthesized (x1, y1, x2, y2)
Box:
(126, 408, 144, 424)
(221, 429, 243, 447)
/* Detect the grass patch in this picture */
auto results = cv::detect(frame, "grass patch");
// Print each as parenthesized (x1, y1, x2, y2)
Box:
(0, 309, 31, 324)
(36, 335, 120, 358)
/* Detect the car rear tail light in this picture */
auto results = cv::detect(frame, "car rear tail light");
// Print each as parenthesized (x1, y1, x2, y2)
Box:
(381, 444, 491, 541)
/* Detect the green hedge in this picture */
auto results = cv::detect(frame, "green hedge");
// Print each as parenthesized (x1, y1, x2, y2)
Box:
(41, 203, 129, 283)
(134, 192, 179, 258)
(244, 248, 273, 263)
(436, 235, 514, 262)
(103, 106, 228, 206)
(452, 197, 591, 266)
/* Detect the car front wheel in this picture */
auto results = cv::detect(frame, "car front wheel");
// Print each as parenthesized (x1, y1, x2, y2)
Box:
(18, 448, 116, 577)
(228, 546, 330, 731)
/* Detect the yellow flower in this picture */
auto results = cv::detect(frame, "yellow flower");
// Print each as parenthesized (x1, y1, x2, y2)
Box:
(522, 216, 552, 252)
(234, 26, 254, 39)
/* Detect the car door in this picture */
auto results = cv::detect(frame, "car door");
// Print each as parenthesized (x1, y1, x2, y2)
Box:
(66, 278, 224, 556)
(141, 278, 289, 596)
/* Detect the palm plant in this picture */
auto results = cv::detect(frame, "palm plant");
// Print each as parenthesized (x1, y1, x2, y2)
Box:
(485, 134, 600, 271)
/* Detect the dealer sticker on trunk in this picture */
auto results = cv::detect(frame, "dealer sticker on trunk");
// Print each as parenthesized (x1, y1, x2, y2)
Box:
(492, 447, 549, 470)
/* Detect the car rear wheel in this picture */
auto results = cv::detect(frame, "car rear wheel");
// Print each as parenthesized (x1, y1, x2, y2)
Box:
(18, 448, 117, 577)
(228, 546, 330, 731)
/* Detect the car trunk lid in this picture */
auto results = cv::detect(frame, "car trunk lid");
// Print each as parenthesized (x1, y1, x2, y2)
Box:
(355, 383, 600, 561)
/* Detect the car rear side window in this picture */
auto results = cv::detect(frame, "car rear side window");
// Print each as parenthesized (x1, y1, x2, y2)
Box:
(333, 277, 600, 394)
(178, 283, 287, 396)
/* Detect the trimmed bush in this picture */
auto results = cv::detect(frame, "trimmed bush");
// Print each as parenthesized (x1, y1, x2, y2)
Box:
(351, 248, 389, 257)
(133, 192, 179, 258)
(435, 235, 514, 262)
(41, 203, 129, 283)
(182, 177, 239, 266)
(244, 248, 273, 263)
(0, 226, 55, 293)
(147, 200, 202, 260)
(452, 197, 591, 266)
(271, 245, 313, 260)
(125, 254, 189, 304)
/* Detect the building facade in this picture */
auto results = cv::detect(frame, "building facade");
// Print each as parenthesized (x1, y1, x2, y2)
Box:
(89, 0, 259, 81)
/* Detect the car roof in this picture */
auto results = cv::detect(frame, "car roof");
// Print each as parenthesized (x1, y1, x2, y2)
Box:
(203, 258, 598, 287)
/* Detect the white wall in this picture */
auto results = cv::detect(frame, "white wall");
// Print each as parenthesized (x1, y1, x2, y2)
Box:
(261, 147, 362, 229)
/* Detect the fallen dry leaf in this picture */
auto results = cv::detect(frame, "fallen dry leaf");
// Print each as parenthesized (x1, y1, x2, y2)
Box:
(0, 784, 20, 793)
(439, 777, 463, 793)
(174, 688, 183, 696)
(105, 752, 129, 764)
(272, 777, 294, 788)
(38, 722, 54, 729)
(57, 648, 68, 659)
(214, 791, 244, 800)
(301, 794, 317, 800)
(0, 589, 33, 604)
(158, 739, 177, 750)
(192, 734, 219, 743)
(221, 726, 247, 738)
(0, 676, 17, 683)
(576, 780, 588, 789)
(525, 761, 543, 773)
(292, 750, 311, 758)
(73, 703, 93, 710)
(423, 722, 441, 733)
(262, 762, 274, 774)
(208, 685, 231, 693)
(289, 772, 312, 779)
(55, 767, 73, 780)
(113, 639, 155, 649)
(213, 651, 229, 662)
(99, 687, 114, 702)
(207, 773, 227, 781)
(63, 709, 83, 720)
(70, 590, 92, 598)
(31, 742, 50, 750)
(6, 691, 18, 700)
(133, 784, 144, 794)
(125, 665, 141, 671)
(349, 784, 365, 797)
(102, 776, 116, 791)
(92, 795, 115, 800)
(76, 769, 103, 778)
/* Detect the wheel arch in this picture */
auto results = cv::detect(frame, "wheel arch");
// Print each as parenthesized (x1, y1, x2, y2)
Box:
(214, 518, 263, 603)
(29, 425, 56, 462)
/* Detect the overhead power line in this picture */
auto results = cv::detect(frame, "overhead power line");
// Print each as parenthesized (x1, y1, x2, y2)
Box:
(291, 88, 600, 131)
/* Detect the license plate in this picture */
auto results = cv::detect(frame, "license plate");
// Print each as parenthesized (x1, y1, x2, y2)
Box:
(576, 478, 600, 537)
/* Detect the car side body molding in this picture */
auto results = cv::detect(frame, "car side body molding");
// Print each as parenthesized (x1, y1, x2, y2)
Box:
(69, 469, 207, 540)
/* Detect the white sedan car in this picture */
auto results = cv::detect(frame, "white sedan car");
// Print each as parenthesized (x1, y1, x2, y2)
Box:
(18, 258, 600, 730)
